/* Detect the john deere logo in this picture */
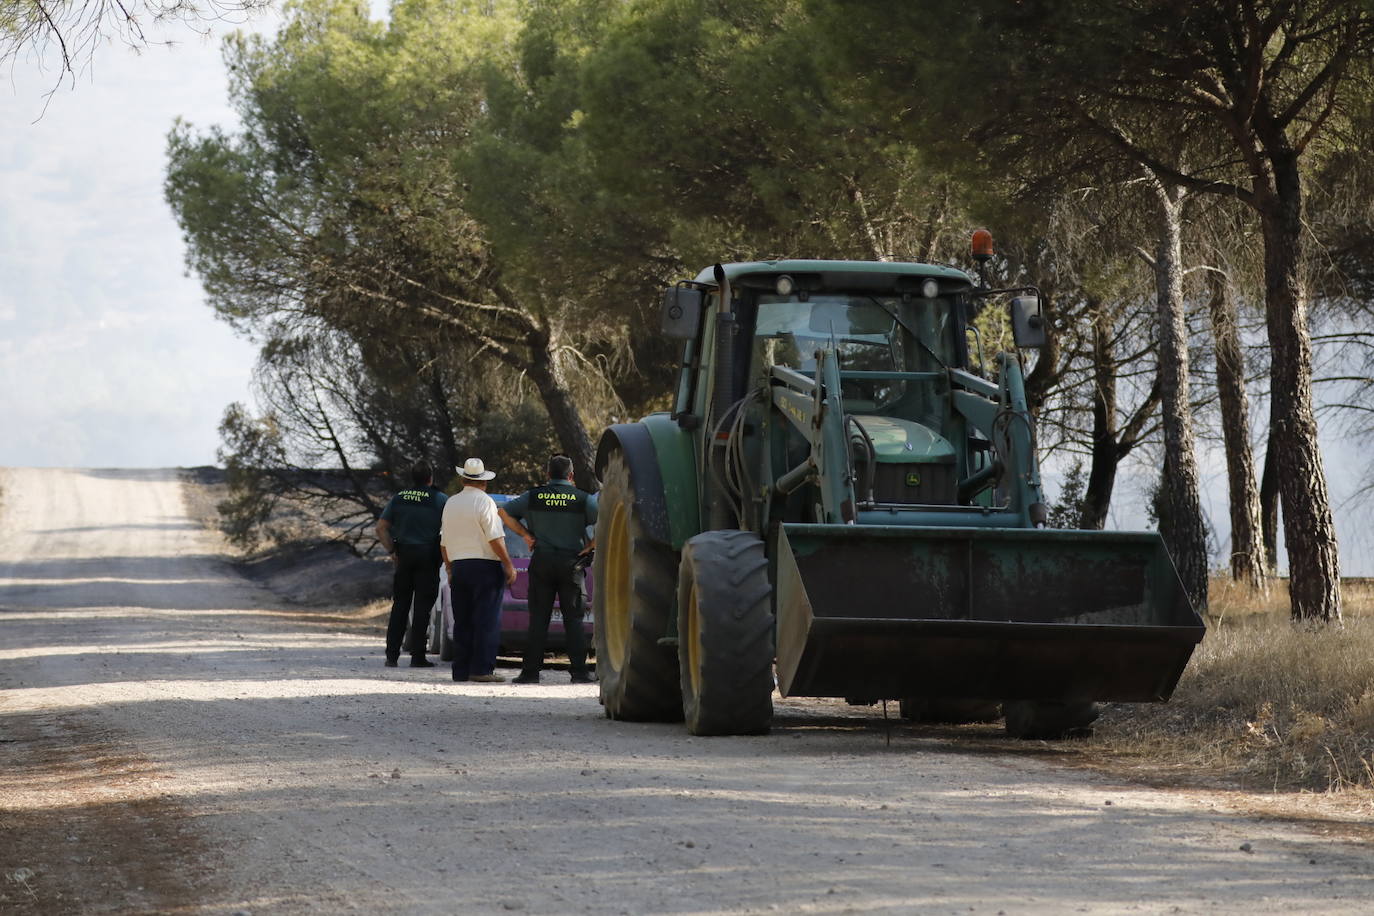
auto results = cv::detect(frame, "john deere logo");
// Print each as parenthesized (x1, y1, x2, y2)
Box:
(905, 471, 922, 487)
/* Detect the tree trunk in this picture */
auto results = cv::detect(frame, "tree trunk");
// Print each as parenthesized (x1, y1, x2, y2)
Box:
(1081, 300, 1117, 530)
(526, 328, 598, 492)
(1259, 151, 1341, 623)
(424, 367, 463, 482)
(1151, 178, 1208, 613)
(918, 180, 951, 262)
(1205, 269, 1267, 592)
(1259, 426, 1280, 575)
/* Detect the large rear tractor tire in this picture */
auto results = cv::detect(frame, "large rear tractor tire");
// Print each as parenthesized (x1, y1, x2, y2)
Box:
(677, 530, 774, 736)
(1003, 700, 1099, 739)
(593, 449, 683, 722)
(899, 698, 1001, 724)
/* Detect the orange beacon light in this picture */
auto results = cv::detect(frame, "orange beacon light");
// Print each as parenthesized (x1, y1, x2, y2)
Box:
(971, 228, 994, 262)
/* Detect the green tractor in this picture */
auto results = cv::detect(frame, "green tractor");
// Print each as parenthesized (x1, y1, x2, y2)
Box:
(591, 238, 1204, 737)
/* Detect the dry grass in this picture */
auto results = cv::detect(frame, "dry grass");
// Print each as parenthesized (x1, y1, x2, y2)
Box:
(1093, 578, 1374, 794)
(1205, 575, 1374, 622)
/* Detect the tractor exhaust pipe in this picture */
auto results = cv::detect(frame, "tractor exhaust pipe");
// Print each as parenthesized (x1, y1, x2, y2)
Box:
(710, 263, 736, 424)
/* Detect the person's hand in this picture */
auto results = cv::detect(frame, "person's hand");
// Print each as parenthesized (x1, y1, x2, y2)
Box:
(504, 564, 518, 587)
(388, 550, 398, 566)
(522, 532, 536, 550)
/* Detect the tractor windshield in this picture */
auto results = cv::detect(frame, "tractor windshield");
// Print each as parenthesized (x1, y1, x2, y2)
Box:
(751, 293, 956, 410)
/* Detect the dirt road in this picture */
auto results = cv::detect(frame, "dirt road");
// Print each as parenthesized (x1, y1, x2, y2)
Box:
(2, 467, 1372, 914)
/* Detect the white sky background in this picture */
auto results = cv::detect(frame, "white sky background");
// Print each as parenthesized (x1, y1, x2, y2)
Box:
(1040, 381, 1374, 577)
(0, 20, 268, 469)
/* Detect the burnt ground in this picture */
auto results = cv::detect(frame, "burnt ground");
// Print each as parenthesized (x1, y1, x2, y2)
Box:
(178, 466, 393, 610)
(0, 711, 221, 914)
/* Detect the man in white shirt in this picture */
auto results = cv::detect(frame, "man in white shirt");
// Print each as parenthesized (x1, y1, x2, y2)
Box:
(441, 458, 518, 683)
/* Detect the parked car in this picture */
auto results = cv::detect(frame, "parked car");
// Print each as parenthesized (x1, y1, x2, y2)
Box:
(426, 494, 594, 660)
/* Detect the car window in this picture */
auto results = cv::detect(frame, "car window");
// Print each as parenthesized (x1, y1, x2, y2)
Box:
(505, 532, 531, 559)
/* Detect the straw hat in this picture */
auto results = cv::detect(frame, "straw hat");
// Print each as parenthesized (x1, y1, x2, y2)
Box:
(458, 457, 496, 481)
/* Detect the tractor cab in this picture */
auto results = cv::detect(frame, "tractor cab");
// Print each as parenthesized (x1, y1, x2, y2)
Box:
(664, 259, 997, 524)
(749, 289, 970, 509)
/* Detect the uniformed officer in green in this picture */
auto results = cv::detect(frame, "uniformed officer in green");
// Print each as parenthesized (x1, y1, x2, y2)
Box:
(498, 454, 597, 684)
(376, 460, 448, 668)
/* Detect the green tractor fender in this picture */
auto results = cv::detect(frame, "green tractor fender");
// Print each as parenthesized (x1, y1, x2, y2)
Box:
(595, 414, 700, 549)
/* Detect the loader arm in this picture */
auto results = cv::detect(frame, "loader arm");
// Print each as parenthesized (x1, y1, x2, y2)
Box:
(948, 354, 1048, 526)
(767, 352, 857, 524)
(768, 350, 1047, 525)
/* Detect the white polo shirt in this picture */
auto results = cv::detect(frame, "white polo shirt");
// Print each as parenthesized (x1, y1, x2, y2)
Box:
(440, 486, 504, 561)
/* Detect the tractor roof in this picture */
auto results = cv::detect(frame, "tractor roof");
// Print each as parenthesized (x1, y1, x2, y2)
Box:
(691, 259, 974, 289)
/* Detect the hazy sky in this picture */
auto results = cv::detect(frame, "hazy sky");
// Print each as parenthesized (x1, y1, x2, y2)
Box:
(0, 24, 264, 469)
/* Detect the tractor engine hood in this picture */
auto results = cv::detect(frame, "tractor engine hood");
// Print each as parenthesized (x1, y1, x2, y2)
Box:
(849, 415, 955, 464)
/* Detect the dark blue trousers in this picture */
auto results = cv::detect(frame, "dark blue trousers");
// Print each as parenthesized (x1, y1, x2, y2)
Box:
(450, 558, 504, 680)
(386, 542, 441, 662)
(522, 550, 590, 678)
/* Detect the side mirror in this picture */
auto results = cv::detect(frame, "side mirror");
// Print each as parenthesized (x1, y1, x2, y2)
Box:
(661, 285, 704, 339)
(1010, 295, 1046, 349)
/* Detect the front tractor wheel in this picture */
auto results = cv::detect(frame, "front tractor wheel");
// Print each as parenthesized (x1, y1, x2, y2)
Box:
(677, 530, 775, 736)
(592, 449, 683, 722)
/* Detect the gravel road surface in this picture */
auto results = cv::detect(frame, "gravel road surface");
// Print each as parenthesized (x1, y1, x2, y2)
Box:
(2, 467, 1372, 915)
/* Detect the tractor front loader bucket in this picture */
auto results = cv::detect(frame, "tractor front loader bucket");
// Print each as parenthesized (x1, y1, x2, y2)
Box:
(773, 523, 1205, 704)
